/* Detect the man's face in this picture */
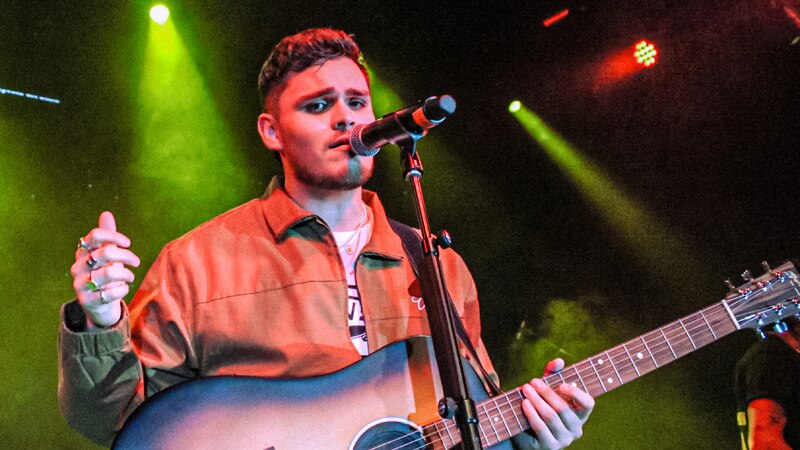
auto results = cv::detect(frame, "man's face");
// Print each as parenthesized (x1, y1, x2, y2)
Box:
(260, 57, 376, 192)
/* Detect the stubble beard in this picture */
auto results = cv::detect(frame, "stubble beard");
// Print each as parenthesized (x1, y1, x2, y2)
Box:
(294, 156, 373, 192)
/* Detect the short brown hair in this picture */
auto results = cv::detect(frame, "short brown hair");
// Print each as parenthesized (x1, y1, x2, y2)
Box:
(257, 28, 369, 112)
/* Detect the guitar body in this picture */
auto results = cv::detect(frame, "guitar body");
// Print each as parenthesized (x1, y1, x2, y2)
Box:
(113, 336, 505, 450)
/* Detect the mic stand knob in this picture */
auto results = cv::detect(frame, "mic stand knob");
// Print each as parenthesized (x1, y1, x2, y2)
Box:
(436, 230, 453, 249)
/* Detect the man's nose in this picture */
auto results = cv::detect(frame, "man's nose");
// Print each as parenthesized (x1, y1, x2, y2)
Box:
(332, 102, 356, 131)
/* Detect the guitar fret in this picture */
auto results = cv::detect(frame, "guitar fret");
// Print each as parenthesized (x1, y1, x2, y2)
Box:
(678, 319, 697, 350)
(511, 389, 525, 431)
(483, 400, 500, 445)
(588, 358, 608, 393)
(621, 342, 641, 377)
(493, 395, 512, 439)
(699, 309, 717, 340)
(606, 350, 622, 385)
(556, 370, 566, 385)
(658, 328, 677, 359)
(443, 419, 455, 448)
(432, 421, 444, 448)
(641, 336, 658, 367)
(571, 363, 589, 392)
(478, 419, 488, 446)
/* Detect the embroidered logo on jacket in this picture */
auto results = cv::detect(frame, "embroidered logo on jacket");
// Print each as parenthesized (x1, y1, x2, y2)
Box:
(408, 280, 425, 310)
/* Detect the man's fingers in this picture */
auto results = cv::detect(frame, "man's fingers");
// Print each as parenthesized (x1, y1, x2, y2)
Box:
(556, 383, 595, 422)
(71, 247, 140, 277)
(89, 246, 140, 269)
(75, 212, 128, 255)
(532, 379, 579, 426)
(72, 265, 135, 292)
(98, 281, 130, 305)
(93, 265, 136, 286)
(522, 380, 577, 448)
(98, 211, 117, 232)
(80, 228, 131, 250)
(544, 358, 565, 376)
(521, 385, 560, 449)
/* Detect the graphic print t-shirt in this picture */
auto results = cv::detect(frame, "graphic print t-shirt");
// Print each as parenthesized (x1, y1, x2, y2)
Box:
(332, 222, 372, 356)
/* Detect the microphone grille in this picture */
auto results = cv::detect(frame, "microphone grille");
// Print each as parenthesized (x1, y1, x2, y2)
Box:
(349, 124, 380, 157)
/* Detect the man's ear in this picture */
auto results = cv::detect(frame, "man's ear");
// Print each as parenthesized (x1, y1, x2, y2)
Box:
(257, 113, 283, 151)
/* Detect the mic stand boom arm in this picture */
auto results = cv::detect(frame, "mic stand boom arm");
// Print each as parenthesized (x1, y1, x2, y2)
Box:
(398, 137, 483, 450)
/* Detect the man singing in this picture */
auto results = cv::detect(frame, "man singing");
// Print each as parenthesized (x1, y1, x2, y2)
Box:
(59, 28, 594, 448)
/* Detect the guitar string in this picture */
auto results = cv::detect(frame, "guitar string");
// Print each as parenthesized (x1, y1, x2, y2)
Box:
(538, 279, 800, 394)
(366, 417, 459, 450)
(530, 301, 733, 395)
(369, 276, 798, 449)
(371, 308, 751, 450)
(377, 279, 799, 449)
(367, 389, 526, 450)
(483, 281, 798, 447)
(440, 278, 800, 447)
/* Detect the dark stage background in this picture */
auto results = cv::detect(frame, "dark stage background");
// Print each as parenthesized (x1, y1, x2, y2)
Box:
(1, 1, 798, 448)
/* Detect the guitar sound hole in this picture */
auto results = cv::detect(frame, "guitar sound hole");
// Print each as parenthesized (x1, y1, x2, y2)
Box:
(350, 417, 428, 450)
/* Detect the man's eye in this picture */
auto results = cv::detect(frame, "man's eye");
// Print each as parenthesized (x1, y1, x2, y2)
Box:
(303, 100, 330, 113)
(349, 98, 367, 109)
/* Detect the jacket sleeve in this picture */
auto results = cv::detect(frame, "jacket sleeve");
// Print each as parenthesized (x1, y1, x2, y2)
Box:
(58, 302, 143, 446)
(57, 244, 198, 446)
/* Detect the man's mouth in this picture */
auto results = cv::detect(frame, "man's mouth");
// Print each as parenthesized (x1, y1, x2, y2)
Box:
(329, 136, 351, 150)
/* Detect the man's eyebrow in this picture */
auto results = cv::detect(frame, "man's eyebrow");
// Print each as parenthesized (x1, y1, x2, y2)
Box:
(295, 87, 370, 105)
(296, 88, 335, 103)
(346, 88, 369, 97)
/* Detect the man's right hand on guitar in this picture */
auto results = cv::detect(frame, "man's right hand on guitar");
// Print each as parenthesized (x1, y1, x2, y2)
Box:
(70, 211, 140, 330)
(517, 357, 595, 450)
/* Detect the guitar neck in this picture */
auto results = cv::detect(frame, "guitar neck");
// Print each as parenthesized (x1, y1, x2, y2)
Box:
(424, 300, 741, 448)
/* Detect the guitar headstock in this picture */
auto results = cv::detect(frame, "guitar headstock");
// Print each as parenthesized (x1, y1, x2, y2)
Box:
(726, 261, 800, 337)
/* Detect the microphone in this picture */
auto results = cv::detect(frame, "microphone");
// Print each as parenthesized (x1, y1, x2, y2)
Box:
(349, 95, 456, 156)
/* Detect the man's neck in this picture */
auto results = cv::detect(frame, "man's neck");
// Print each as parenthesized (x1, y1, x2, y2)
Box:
(284, 179, 365, 232)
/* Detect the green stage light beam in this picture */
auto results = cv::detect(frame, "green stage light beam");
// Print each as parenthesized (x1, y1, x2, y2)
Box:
(133, 17, 253, 233)
(510, 103, 704, 292)
(366, 68, 405, 116)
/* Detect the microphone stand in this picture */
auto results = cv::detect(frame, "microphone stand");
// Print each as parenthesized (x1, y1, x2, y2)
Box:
(397, 137, 483, 450)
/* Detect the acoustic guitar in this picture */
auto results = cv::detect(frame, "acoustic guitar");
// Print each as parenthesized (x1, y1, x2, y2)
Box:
(113, 262, 800, 449)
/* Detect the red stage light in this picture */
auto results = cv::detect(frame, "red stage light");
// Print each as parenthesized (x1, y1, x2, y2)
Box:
(543, 9, 570, 27)
(634, 40, 657, 67)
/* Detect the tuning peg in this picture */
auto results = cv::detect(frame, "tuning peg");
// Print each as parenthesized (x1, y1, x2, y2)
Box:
(725, 279, 737, 292)
(773, 320, 789, 334)
(755, 327, 767, 340)
(761, 261, 771, 272)
(742, 270, 753, 282)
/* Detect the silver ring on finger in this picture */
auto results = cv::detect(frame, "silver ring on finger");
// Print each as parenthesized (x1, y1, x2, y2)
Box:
(100, 290, 110, 304)
(86, 272, 101, 291)
(78, 237, 92, 251)
(86, 251, 99, 269)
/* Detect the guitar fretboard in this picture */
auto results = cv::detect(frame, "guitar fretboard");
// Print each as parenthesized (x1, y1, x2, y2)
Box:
(420, 301, 740, 449)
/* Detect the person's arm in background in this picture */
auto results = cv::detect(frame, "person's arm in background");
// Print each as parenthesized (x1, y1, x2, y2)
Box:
(746, 398, 791, 450)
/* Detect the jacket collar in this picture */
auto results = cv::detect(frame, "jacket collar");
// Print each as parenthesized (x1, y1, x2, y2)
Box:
(260, 176, 405, 262)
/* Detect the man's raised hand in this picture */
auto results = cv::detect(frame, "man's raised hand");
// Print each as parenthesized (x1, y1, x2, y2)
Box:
(70, 211, 140, 329)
